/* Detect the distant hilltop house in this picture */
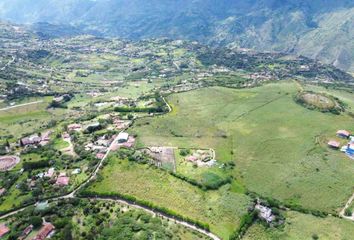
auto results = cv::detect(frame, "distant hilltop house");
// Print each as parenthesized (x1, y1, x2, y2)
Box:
(32, 223, 55, 240)
(337, 130, 351, 138)
(118, 132, 129, 143)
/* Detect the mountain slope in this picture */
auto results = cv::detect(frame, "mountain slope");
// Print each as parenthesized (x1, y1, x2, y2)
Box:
(0, 0, 354, 72)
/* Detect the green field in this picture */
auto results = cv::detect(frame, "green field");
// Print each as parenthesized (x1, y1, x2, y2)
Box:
(87, 157, 251, 238)
(0, 97, 66, 138)
(131, 82, 354, 213)
(243, 211, 354, 240)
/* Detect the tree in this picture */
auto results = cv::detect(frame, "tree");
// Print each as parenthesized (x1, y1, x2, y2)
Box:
(30, 216, 43, 229)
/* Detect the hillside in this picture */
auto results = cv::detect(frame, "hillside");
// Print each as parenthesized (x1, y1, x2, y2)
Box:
(0, 0, 354, 71)
(0, 21, 353, 101)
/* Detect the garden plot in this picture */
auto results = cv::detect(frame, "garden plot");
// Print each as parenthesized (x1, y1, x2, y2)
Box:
(142, 147, 176, 172)
(183, 149, 216, 167)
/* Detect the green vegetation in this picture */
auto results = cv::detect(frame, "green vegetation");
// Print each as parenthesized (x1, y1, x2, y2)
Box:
(1, 199, 209, 240)
(295, 91, 344, 114)
(86, 156, 251, 238)
(243, 211, 354, 240)
(131, 82, 354, 214)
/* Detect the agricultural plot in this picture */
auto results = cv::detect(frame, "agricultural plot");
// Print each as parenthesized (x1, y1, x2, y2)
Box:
(131, 82, 354, 214)
(87, 156, 252, 238)
(142, 147, 176, 171)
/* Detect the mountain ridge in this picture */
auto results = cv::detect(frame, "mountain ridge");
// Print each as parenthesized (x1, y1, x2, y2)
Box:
(1, 0, 353, 72)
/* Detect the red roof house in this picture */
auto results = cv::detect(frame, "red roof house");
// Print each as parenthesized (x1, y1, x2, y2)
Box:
(32, 223, 55, 240)
(328, 140, 340, 149)
(96, 153, 105, 159)
(0, 224, 10, 238)
(186, 156, 198, 162)
(55, 176, 70, 186)
(19, 225, 33, 240)
(337, 130, 351, 138)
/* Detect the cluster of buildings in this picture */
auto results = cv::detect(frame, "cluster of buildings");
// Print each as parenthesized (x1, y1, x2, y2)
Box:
(255, 203, 275, 223)
(29, 168, 74, 189)
(20, 131, 52, 147)
(328, 130, 354, 159)
(185, 149, 217, 167)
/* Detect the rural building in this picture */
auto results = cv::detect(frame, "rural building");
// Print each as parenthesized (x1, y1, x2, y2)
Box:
(96, 153, 105, 159)
(39, 131, 52, 146)
(347, 144, 354, 156)
(71, 168, 81, 175)
(56, 176, 70, 186)
(32, 223, 55, 240)
(328, 140, 340, 149)
(20, 135, 42, 146)
(67, 123, 82, 132)
(0, 188, 6, 196)
(19, 225, 33, 240)
(255, 204, 274, 223)
(44, 168, 55, 178)
(96, 138, 110, 147)
(337, 130, 351, 138)
(186, 156, 198, 162)
(0, 224, 10, 238)
(118, 132, 129, 143)
(62, 132, 70, 139)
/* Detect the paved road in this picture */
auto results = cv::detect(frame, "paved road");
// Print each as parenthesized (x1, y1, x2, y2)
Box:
(0, 100, 43, 111)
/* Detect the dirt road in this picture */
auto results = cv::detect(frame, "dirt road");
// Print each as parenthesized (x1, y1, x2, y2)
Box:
(0, 100, 44, 112)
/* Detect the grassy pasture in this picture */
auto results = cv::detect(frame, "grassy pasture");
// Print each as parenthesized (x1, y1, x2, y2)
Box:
(0, 97, 66, 138)
(131, 82, 354, 213)
(87, 156, 251, 238)
(243, 211, 354, 240)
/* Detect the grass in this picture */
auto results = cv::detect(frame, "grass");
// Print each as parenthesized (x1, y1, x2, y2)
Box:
(0, 173, 31, 212)
(12, 152, 43, 171)
(53, 138, 70, 150)
(0, 97, 66, 138)
(131, 82, 354, 213)
(243, 211, 354, 240)
(87, 156, 251, 238)
(175, 150, 232, 189)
